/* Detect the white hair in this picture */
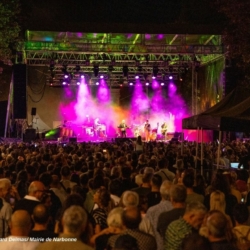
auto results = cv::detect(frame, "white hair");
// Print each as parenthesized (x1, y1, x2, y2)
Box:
(122, 191, 139, 207)
(107, 207, 123, 228)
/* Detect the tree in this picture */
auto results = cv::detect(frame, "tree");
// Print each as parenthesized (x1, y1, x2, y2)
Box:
(0, 0, 21, 64)
(214, 0, 250, 85)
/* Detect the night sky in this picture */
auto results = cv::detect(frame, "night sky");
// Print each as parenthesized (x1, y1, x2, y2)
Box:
(21, 0, 225, 33)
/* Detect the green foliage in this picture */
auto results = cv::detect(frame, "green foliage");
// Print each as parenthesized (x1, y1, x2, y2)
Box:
(0, 0, 21, 63)
(214, 0, 250, 84)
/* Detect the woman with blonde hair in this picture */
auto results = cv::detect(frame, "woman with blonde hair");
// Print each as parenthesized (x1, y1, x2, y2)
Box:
(210, 190, 233, 235)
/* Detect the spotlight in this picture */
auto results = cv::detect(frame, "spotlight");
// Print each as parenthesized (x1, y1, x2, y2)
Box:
(76, 81, 81, 85)
(100, 75, 104, 79)
(135, 75, 139, 79)
(161, 82, 165, 86)
(123, 66, 129, 77)
(80, 74, 85, 79)
(145, 82, 150, 86)
(64, 74, 69, 79)
(96, 81, 99, 85)
(62, 81, 67, 85)
(152, 76, 156, 79)
(129, 82, 133, 86)
(93, 65, 99, 77)
(169, 75, 173, 80)
(153, 66, 159, 78)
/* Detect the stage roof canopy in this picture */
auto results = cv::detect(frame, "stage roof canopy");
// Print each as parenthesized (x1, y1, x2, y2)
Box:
(20, 30, 224, 86)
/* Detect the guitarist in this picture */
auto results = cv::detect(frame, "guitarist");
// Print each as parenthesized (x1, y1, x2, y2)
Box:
(161, 122, 168, 140)
(118, 119, 129, 138)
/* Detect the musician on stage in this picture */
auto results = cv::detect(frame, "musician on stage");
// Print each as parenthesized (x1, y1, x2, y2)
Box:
(161, 122, 168, 140)
(118, 119, 129, 138)
(144, 119, 151, 142)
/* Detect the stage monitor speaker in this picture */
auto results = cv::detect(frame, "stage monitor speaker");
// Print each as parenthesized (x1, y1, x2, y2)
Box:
(115, 138, 135, 143)
(13, 64, 27, 119)
(23, 128, 36, 142)
(31, 107, 36, 116)
(69, 137, 77, 143)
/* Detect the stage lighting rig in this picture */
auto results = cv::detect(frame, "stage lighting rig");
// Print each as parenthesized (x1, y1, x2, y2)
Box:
(153, 66, 159, 78)
(123, 65, 129, 77)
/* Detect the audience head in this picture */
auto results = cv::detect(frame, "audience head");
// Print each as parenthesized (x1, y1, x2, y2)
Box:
(122, 206, 141, 230)
(0, 178, 11, 198)
(10, 210, 32, 236)
(184, 201, 207, 229)
(160, 180, 172, 200)
(114, 234, 139, 250)
(170, 184, 187, 203)
(28, 181, 46, 201)
(32, 204, 50, 225)
(206, 210, 228, 239)
(210, 190, 226, 214)
(107, 207, 124, 229)
(62, 205, 87, 236)
(233, 203, 249, 225)
(183, 173, 195, 188)
(121, 191, 139, 207)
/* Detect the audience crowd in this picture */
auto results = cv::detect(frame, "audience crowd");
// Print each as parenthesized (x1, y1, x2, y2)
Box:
(0, 138, 250, 249)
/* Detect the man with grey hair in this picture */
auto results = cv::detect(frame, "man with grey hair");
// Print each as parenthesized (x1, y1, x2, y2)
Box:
(0, 178, 12, 237)
(157, 184, 187, 238)
(14, 181, 45, 215)
(206, 210, 237, 250)
(121, 190, 154, 236)
(36, 205, 93, 250)
(164, 201, 207, 250)
(146, 180, 173, 250)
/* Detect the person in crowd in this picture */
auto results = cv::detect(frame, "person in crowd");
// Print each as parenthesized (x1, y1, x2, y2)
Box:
(92, 187, 114, 234)
(0, 178, 13, 237)
(120, 190, 154, 236)
(60, 166, 77, 195)
(0, 210, 40, 250)
(147, 174, 162, 208)
(90, 207, 124, 249)
(13, 181, 45, 215)
(36, 205, 93, 250)
(206, 210, 238, 250)
(233, 203, 250, 247)
(155, 158, 175, 182)
(146, 180, 173, 250)
(109, 179, 122, 206)
(108, 206, 157, 250)
(183, 173, 204, 204)
(29, 204, 58, 240)
(164, 201, 207, 250)
(181, 233, 212, 250)
(157, 184, 186, 238)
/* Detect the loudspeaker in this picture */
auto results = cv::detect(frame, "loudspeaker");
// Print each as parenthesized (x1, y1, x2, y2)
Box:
(69, 137, 77, 143)
(13, 64, 27, 119)
(0, 101, 8, 137)
(23, 128, 36, 142)
(115, 137, 135, 143)
(31, 107, 36, 116)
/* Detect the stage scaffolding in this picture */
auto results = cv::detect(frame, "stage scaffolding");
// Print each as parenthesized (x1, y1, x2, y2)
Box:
(17, 31, 225, 116)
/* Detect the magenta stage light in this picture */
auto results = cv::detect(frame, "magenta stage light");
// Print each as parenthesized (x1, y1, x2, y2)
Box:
(135, 75, 139, 79)
(80, 74, 85, 79)
(169, 75, 173, 80)
(64, 74, 69, 79)
(145, 82, 150, 86)
(96, 82, 99, 85)
(100, 75, 104, 79)
(152, 76, 156, 79)
(62, 81, 67, 85)
(76, 81, 80, 85)
(161, 82, 165, 86)
(129, 82, 133, 86)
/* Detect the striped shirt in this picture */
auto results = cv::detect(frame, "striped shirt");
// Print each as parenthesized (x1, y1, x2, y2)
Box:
(164, 217, 192, 250)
